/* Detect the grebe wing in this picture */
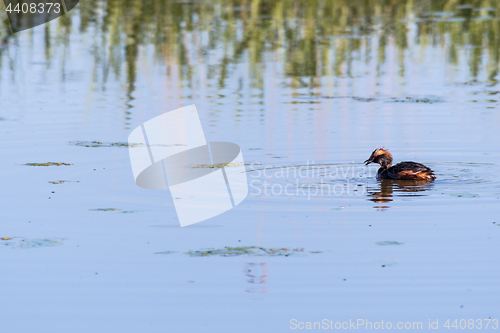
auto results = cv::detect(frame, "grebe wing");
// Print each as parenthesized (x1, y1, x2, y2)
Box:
(388, 161, 436, 180)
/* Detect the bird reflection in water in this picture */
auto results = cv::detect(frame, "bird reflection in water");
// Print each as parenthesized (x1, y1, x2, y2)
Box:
(243, 262, 268, 293)
(367, 179, 434, 211)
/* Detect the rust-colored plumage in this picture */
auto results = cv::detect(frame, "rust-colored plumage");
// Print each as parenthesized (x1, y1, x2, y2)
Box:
(364, 147, 436, 181)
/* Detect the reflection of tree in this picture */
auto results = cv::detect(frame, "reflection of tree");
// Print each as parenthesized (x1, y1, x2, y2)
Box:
(367, 179, 433, 211)
(0, 0, 499, 90)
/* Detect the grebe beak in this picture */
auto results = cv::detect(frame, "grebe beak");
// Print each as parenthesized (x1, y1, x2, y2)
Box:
(364, 159, 372, 165)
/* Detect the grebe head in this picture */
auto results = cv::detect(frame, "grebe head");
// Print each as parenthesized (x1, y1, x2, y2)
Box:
(364, 147, 393, 167)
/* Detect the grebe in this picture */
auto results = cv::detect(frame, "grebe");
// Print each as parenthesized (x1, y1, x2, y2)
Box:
(364, 147, 436, 181)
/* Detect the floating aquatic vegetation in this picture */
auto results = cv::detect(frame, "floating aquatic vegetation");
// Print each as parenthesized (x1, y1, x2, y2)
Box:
(185, 246, 319, 257)
(1, 237, 63, 249)
(89, 208, 141, 213)
(71, 141, 142, 148)
(48, 180, 79, 184)
(18, 239, 63, 249)
(287, 100, 321, 104)
(376, 241, 404, 246)
(71, 141, 187, 148)
(155, 251, 176, 255)
(192, 162, 244, 168)
(25, 162, 72, 166)
(351, 96, 377, 102)
(292, 94, 377, 102)
(316, 95, 377, 102)
(388, 96, 443, 104)
(49, 180, 66, 184)
(449, 193, 479, 198)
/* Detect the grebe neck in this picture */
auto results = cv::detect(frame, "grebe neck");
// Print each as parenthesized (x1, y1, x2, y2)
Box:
(377, 163, 391, 177)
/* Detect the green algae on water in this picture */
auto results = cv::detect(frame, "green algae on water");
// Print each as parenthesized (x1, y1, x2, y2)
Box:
(18, 239, 63, 249)
(192, 162, 244, 169)
(155, 251, 176, 255)
(450, 193, 479, 198)
(376, 241, 404, 246)
(388, 96, 443, 104)
(49, 180, 67, 184)
(1, 238, 63, 249)
(351, 96, 376, 102)
(26, 162, 72, 166)
(186, 246, 318, 257)
(48, 180, 80, 184)
(71, 141, 187, 148)
(192, 162, 256, 169)
(88, 208, 141, 213)
(72, 141, 141, 148)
